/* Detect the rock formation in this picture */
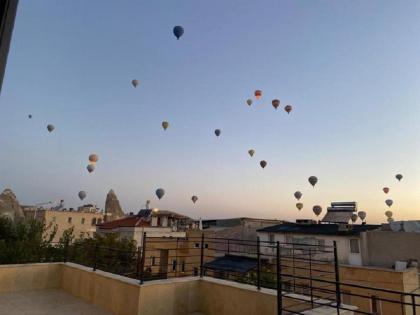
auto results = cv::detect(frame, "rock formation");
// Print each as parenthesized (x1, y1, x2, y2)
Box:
(0, 189, 24, 219)
(104, 189, 125, 222)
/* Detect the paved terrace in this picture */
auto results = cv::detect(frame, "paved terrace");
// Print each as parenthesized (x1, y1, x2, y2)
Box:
(0, 289, 111, 315)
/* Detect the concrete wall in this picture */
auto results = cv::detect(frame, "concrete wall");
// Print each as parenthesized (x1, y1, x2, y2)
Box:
(361, 230, 420, 268)
(61, 263, 140, 315)
(0, 263, 61, 293)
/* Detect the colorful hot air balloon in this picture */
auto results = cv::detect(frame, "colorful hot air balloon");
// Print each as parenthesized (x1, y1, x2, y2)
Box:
(284, 105, 292, 114)
(86, 164, 95, 173)
(156, 188, 165, 200)
(308, 176, 318, 187)
(351, 213, 358, 223)
(89, 154, 98, 164)
(246, 99, 253, 106)
(272, 99, 280, 110)
(294, 191, 302, 201)
(385, 210, 393, 218)
(255, 90, 262, 100)
(132, 79, 139, 88)
(191, 195, 198, 204)
(248, 149, 255, 157)
(358, 211, 366, 221)
(385, 199, 393, 208)
(296, 203, 303, 211)
(173, 26, 184, 40)
(214, 129, 221, 137)
(162, 121, 169, 130)
(383, 187, 389, 194)
(313, 205, 322, 217)
(28, 114, 32, 119)
(260, 160, 267, 169)
(78, 191, 87, 200)
(395, 174, 403, 181)
(47, 124, 55, 133)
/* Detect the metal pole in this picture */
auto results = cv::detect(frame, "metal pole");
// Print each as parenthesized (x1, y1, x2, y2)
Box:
(276, 241, 282, 315)
(200, 233, 204, 278)
(139, 232, 147, 284)
(309, 248, 314, 309)
(333, 241, 341, 314)
(257, 236, 261, 290)
(136, 246, 141, 278)
(227, 239, 230, 254)
(412, 294, 417, 315)
(93, 245, 98, 271)
(292, 244, 296, 292)
(175, 237, 179, 277)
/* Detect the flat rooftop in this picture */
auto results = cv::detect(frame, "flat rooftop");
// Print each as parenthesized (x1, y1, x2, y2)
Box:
(0, 288, 111, 315)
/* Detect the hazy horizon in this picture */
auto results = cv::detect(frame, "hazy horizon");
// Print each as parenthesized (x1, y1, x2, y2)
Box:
(1, 1, 420, 224)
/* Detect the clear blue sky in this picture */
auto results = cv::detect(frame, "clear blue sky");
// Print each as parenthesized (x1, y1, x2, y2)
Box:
(1, 0, 420, 223)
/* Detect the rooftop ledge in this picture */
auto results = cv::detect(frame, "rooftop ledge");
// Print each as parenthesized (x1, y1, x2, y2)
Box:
(0, 262, 356, 315)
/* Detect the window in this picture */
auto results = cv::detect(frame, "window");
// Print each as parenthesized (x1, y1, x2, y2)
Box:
(269, 233, 275, 244)
(193, 267, 198, 276)
(67, 217, 72, 224)
(151, 256, 156, 266)
(350, 239, 360, 254)
(194, 243, 200, 248)
(81, 218, 85, 224)
(204, 243, 209, 249)
(371, 295, 381, 314)
(91, 218, 97, 226)
(181, 261, 185, 272)
(172, 259, 177, 272)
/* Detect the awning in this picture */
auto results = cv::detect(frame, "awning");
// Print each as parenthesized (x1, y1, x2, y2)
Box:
(204, 255, 258, 273)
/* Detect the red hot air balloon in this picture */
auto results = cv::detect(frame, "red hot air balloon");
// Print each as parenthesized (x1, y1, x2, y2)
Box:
(383, 187, 389, 194)
(255, 90, 262, 100)
(284, 105, 292, 114)
(272, 99, 280, 110)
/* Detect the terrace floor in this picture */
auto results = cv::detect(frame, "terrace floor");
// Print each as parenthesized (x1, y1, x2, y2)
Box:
(0, 289, 112, 315)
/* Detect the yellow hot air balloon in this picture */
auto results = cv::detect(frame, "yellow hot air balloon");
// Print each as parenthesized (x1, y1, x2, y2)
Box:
(162, 121, 169, 130)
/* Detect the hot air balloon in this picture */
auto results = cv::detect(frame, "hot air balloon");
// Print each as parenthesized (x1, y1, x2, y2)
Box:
(272, 99, 280, 110)
(214, 129, 221, 137)
(296, 203, 303, 211)
(86, 164, 95, 173)
(383, 187, 389, 194)
(156, 188, 165, 200)
(385, 199, 393, 208)
(385, 210, 393, 218)
(313, 205, 322, 217)
(248, 149, 255, 157)
(358, 211, 366, 221)
(260, 160, 267, 169)
(191, 195, 198, 204)
(294, 191, 302, 201)
(47, 124, 55, 133)
(284, 105, 292, 114)
(162, 121, 169, 130)
(387, 217, 394, 223)
(78, 191, 87, 200)
(173, 26, 184, 40)
(395, 174, 403, 181)
(28, 114, 32, 119)
(131, 79, 139, 88)
(246, 99, 253, 106)
(308, 176, 318, 187)
(255, 90, 262, 100)
(351, 213, 358, 223)
(89, 154, 98, 164)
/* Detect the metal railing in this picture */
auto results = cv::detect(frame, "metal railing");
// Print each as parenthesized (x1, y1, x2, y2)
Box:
(2, 234, 419, 314)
